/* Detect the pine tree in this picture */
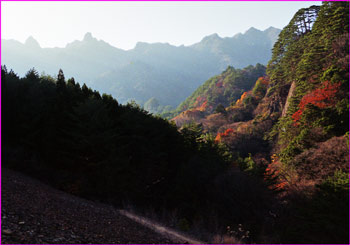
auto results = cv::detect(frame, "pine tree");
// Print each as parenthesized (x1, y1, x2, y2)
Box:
(25, 68, 40, 81)
(56, 69, 66, 92)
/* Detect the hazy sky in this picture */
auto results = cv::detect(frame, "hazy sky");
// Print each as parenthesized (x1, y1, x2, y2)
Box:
(2, 1, 321, 50)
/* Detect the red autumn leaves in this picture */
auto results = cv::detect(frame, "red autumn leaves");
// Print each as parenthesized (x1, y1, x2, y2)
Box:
(215, 128, 234, 142)
(193, 96, 208, 112)
(264, 154, 288, 191)
(292, 81, 341, 126)
(216, 81, 223, 88)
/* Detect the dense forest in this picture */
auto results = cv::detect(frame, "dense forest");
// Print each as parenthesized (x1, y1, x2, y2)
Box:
(2, 66, 274, 242)
(1, 1, 349, 244)
(169, 2, 349, 243)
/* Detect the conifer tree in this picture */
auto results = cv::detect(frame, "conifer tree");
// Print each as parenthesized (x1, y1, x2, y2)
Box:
(56, 69, 66, 92)
(25, 68, 40, 81)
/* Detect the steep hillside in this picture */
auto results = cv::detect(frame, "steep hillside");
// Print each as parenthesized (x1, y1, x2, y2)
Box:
(170, 64, 266, 125)
(170, 2, 349, 243)
(2, 66, 274, 243)
(1, 2, 348, 243)
(2, 27, 280, 109)
(1, 169, 176, 244)
(173, 75, 275, 158)
(264, 4, 349, 242)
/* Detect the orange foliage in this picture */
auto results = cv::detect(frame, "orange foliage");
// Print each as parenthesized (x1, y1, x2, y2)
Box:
(195, 96, 207, 106)
(215, 128, 235, 142)
(189, 96, 209, 112)
(292, 81, 341, 125)
(198, 101, 207, 111)
(236, 92, 248, 105)
(259, 76, 269, 85)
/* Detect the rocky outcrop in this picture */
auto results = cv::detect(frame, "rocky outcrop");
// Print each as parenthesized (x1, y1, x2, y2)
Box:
(281, 81, 296, 117)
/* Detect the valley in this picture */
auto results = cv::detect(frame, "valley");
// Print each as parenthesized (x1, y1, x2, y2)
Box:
(1, 2, 349, 244)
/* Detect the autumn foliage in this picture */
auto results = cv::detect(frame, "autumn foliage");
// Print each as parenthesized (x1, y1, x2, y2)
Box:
(258, 76, 269, 86)
(236, 92, 248, 105)
(264, 154, 288, 191)
(292, 81, 341, 125)
(195, 95, 207, 106)
(215, 128, 235, 142)
(216, 80, 223, 88)
(198, 101, 207, 111)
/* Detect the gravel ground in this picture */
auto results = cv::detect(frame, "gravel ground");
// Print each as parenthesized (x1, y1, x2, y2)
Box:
(1, 168, 177, 244)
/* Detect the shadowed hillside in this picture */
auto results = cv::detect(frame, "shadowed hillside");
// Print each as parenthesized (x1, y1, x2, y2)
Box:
(1, 168, 178, 244)
(1, 2, 348, 244)
(169, 2, 349, 243)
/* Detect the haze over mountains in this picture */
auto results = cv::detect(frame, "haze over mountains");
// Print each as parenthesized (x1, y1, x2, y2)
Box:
(2, 2, 348, 243)
(1, 27, 280, 110)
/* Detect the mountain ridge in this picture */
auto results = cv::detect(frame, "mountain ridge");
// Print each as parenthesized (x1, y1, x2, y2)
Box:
(2, 27, 280, 109)
(2, 26, 280, 51)
(1, 2, 348, 243)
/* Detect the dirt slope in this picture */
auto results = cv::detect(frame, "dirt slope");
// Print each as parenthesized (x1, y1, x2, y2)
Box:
(1, 168, 177, 244)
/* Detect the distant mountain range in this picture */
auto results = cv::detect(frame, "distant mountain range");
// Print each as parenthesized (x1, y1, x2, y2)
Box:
(1, 27, 280, 109)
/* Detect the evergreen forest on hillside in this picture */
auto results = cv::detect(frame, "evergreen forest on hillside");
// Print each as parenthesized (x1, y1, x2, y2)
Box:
(170, 2, 349, 242)
(1, 1, 349, 244)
